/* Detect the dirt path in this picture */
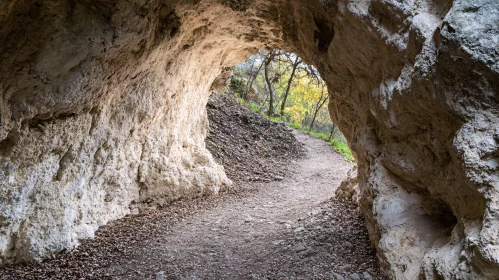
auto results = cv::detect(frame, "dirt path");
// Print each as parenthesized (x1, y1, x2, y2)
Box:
(97, 131, 381, 279)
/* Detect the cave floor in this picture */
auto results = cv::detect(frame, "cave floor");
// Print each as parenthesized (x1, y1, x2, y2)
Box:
(99, 131, 381, 279)
(0, 131, 382, 280)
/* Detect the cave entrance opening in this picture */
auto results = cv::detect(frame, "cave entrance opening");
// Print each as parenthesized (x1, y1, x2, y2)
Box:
(205, 49, 353, 173)
(228, 50, 334, 133)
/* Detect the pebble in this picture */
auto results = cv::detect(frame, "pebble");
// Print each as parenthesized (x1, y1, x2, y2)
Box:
(363, 272, 374, 280)
(330, 272, 345, 280)
(350, 272, 361, 280)
(342, 241, 353, 248)
(338, 264, 352, 270)
(272, 240, 284, 245)
(275, 272, 288, 278)
(294, 243, 307, 253)
(294, 227, 305, 232)
(156, 271, 165, 280)
(299, 248, 316, 257)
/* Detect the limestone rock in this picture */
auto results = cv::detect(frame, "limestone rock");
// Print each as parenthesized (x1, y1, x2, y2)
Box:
(0, 0, 498, 279)
(335, 166, 360, 205)
(327, 0, 499, 278)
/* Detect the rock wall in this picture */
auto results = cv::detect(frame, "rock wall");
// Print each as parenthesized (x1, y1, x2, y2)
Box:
(325, 1, 499, 279)
(0, 0, 235, 263)
(1, 0, 498, 279)
(0, 0, 328, 265)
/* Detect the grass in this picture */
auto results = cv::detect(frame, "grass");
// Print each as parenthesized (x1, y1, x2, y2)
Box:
(245, 101, 261, 113)
(287, 122, 302, 130)
(235, 97, 355, 162)
(331, 139, 355, 162)
(295, 125, 355, 162)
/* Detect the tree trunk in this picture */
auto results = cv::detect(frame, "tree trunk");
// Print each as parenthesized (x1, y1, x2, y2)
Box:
(242, 57, 256, 100)
(309, 88, 328, 131)
(280, 56, 301, 116)
(328, 124, 336, 141)
(259, 96, 268, 112)
(244, 57, 265, 101)
(264, 51, 275, 116)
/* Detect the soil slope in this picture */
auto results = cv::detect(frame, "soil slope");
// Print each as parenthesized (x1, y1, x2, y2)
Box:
(206, 92, 304, 184)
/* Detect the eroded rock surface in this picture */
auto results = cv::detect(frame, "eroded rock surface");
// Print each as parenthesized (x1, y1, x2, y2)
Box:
(336, 166, 360, 205)
(0, 0, 329, 265)
(326, 1, 499, 279)
(0, 0, 498, 279)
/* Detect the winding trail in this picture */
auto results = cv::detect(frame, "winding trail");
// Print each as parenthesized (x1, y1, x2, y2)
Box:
(0, 130, 380, 279)
(100, 131, 381, 279)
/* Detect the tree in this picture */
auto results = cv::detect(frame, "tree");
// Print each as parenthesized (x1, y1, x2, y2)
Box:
(229, 49, 341, 141)
(328, 123, 336, 141)
(263, 50, 278, 116)
(242, 55, 257, 100)
(279, 53, 302, 117)
(243, 52, 265, 101)
(309, 81, 328, 131)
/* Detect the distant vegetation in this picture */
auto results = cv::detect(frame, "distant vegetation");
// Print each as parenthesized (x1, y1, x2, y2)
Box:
(225, 50, 355, 162)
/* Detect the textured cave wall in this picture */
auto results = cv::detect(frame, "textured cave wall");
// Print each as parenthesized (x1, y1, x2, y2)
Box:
(324, 0, 499, 279)
(1, 0, 499, 279)
(0, 0, 233, 263)
(0, 0, 329, 265)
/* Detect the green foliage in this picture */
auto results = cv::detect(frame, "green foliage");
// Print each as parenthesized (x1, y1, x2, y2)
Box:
(246, 102, 260, 112)
(300, 128, 354, 162)
(236, 96, 260, 113)
(229, 77, 247, 98)
(268, 115, 283, 122)
(331, 139, 355, 162)
(211, 143, 221, 150)
(287, 122, 302, 130)
(226, 49, 355, 162)
(307, 130, 328, 140)
(254, 113, 355, 162)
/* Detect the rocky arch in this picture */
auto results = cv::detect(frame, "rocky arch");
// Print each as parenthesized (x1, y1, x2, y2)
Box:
(1, 0, 498, 279)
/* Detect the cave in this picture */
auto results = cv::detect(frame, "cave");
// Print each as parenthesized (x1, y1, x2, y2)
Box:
(1, 0, 498, 279)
